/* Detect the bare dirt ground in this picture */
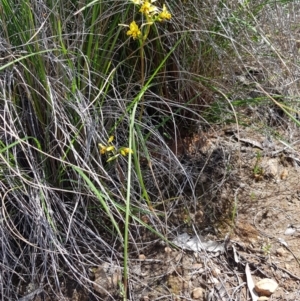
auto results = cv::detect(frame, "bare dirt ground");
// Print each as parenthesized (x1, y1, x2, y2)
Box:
(119, 116, 300, 301)
(30, 111, 300, 301)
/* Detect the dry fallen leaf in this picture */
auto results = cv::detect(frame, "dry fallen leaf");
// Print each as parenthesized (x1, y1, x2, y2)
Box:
(172, 232, 225, 254)
(245, 263, 259, 301)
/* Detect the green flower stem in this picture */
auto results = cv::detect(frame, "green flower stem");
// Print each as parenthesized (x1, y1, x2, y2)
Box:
(138, 22, 151, 121)
(138, 42, 145, 121)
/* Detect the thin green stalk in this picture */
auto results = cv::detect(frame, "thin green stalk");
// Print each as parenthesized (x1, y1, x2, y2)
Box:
(122, 34, 186, 299)
(123, 99, 137, 301)
(138, 20, 152, 121)
(138, 43, 145, 121)
(0, 50, 58, 72)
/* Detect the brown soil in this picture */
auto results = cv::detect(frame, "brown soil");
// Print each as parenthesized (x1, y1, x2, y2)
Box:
(122, 121, 300, 301)
(31, 115, 300, 301)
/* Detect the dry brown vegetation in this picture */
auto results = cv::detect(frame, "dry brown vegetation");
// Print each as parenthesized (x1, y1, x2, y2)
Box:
(1, 0, 300, 300)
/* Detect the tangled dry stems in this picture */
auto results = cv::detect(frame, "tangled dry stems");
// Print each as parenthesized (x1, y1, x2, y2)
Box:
(1, 0, 300, 299)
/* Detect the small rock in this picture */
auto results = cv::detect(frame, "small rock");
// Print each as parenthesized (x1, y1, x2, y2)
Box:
(212, 267, 221, 277)
(261, 158, 278, 178)
(255, 278, 278, 296)
(280, 169, 288, 180)
(213, 277, 220, 284)
(164, 247, 172, 254)
(192, 287, 204, 299)
(284, 227, 296, 235)
(142, 296, 149, 301)
(207, 277, 219, 284)
(195, 210, 204, 219)
(276, 247, 286, 256)
(139, 254, 146, 260)
(191, 263, 203, 270)
(258, 297, 269, 301)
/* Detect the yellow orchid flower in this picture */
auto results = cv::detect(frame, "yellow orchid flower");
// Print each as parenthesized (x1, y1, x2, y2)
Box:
(98, 143, 107, 154)
(158, 4, 171, 21)
(120, 147, 134, 156)
(99, 135, 115, 155)
(126, 21, 142, 40)
(140, 0, 158, 17)
(106, 146, 115, 152)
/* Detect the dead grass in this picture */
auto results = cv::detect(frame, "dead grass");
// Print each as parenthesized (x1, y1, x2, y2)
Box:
(1, 0, 300, 300)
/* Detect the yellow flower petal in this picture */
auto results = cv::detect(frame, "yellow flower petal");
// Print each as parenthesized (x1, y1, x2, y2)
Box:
(106, 146, 115, 152)
(126, 21, 142, 39)
(120, 147, 134, 156)
(98, 144, 107, 154)
(140, 0, 158, 16)
(158, 4, 171, 21)
(108, 136, 114, 143)
(124, 147, 134, 154)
